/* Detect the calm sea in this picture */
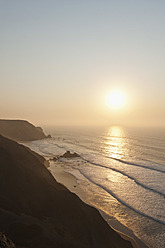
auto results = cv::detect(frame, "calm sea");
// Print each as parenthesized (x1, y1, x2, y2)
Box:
(25, 126, 165, 248)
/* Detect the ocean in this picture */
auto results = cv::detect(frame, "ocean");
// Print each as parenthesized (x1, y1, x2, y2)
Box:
(25, 126, 165, 248)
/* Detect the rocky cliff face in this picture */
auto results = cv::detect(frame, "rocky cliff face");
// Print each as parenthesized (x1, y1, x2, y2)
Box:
(0, 119, 48, 141)
(0, 135, 133, 248)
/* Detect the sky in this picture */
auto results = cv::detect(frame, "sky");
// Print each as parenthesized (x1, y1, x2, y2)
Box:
(1, 0, 165, 127)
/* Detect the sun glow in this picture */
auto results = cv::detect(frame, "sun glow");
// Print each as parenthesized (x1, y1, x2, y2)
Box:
(106, 90, 126, 110)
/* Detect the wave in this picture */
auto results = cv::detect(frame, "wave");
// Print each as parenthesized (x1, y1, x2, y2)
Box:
(78, 170, 165, 226)
(48, 138, 101, 153)
(38, 146, 55, 156)
(28, 138, 165, 226)
(124, 139, 165, 153)
(47, 139, 67, 149)
(80, 157, 165, 198)
(106, 156, 165, 174)
(136, 156, 164, 165)
(48, 138, 165, 174)
(30, 139, 165, 197)
(52, 134, 165, 159)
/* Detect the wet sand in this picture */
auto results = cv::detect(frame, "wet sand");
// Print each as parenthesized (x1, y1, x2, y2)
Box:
(49, 162, 149, 248)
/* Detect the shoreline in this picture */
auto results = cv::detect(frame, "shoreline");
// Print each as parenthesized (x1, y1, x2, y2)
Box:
(49, 161, 149, 248)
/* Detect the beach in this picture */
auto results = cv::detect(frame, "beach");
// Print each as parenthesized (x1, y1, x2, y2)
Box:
(23, 126, 165, 248)
(49, 161, 149, 248)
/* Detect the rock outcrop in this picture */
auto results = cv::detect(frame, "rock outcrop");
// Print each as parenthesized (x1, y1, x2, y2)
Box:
(0, 119, 50, 141)
(0, 134, 133, 248)
(61, 150, 80, 158)
(51, 151, 80, 161)
(0, 232, 16, 248)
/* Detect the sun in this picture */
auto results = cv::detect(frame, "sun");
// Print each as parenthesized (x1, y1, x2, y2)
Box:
(106, 90, 126, 110)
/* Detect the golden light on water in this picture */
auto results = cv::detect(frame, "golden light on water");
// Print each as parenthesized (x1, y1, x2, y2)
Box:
(107, 170, 122, 183)
(105, 126, 127, 159)
(109, 126, 124, 137)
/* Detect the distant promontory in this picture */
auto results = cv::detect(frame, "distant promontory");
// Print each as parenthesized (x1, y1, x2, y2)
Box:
(0, 119, 50, 141)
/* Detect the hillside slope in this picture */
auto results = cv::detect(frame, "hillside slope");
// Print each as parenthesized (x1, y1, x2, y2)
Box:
(0, 119, 48, 141)
(0, 135, 133, 248)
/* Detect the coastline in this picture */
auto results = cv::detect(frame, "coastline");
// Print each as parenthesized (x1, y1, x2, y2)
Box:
(49, 162, 149, 248)
(0, 135, 136, 248)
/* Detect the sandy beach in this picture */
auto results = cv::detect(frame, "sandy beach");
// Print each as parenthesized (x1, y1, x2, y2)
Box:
(50, 161, 149, 248)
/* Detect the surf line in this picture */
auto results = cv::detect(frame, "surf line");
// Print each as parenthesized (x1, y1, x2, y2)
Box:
(80, 157, 165, 198)
(79, 170, 165, 226)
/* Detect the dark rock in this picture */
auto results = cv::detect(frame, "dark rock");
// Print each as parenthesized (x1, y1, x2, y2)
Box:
(50, 151, 80, 162)
(50, 156, 59, 161)
(0, 232, 16, 248)
(61, 151, 80, 158)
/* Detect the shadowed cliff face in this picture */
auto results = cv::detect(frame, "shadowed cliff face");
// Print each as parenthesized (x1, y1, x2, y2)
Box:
(0, 119, 47, 141)
(0, 135, 133, 248)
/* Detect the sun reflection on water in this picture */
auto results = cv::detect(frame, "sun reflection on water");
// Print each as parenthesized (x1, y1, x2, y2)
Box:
(105, 126, 128, 159)
(107, 171, 123, 183)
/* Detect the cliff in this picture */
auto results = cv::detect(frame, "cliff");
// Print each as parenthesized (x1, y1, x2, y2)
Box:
(0, 119, 48, 141)
(0, 134, 133, 248)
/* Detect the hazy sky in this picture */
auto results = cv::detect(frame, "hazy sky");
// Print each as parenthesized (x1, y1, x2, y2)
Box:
(1, 0, 165, 127)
